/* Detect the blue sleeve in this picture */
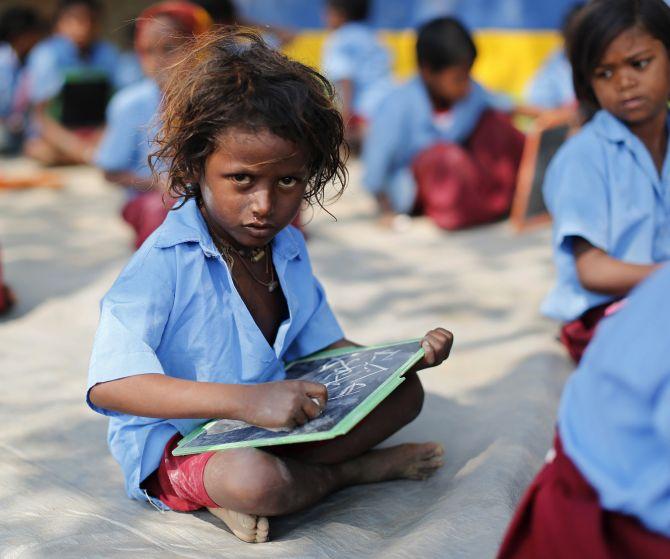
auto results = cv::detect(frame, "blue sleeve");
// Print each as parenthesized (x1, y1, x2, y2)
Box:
(285, 277, 344, 361)
(96, 42, 122, 89)
(26, 45, 63, 104)
(526, 62, 563, 109)
(94, 91, 140, 172)
(87, 253, 175, 416)
(362, 90, 406, 193)
(284, 230, 344, 361)
(543, 136, 610, 255)
(322, 32, 355, 82)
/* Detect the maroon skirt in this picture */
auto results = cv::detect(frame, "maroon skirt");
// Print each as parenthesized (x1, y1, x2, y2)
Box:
(498, 433, 670, 559)
(412, 109, 525, 230)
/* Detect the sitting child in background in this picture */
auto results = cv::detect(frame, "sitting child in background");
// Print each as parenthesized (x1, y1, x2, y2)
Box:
(362, 16, 525, 230)
(524, 3, 583, 113)
(322, 0, 394, 149)
(541, 0, 669, 363)
(0, 6, 44, 154)
(499, 262, 670, 558)
(94, 2, 212, 248)
(23, 0, 120, 165)
(86, 29, 452, 544)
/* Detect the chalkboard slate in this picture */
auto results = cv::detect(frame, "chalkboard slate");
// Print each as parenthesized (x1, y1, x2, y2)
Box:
(511, 111, 576, 231)
(173, 340, 424, 456)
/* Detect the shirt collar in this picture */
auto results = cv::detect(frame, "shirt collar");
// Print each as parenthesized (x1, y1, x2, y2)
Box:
(154, 197, 301, 261)
(589, 109, 670, 145)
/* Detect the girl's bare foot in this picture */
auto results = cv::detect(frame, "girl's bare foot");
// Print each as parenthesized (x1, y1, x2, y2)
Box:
(343, 442, 445, 484)
(207, 507, 270, 543)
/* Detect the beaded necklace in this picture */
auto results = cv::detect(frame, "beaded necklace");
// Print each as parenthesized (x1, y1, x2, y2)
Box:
(209, 229, 279, 293)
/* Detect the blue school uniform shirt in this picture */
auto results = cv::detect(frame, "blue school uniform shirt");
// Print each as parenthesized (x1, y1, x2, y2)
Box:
(114, 51, 144, 90)
(541, 110, 670, 322)
(362, 76, 512, 196)
(0, 43, 20, 118)
(559, 263, 670, 537)
(322, 22, 393, 119)
(94, 78, 160, 181)
(525, 50, 575, 109)
(86, 198, 344, 507)
(25, 34, 120, 104)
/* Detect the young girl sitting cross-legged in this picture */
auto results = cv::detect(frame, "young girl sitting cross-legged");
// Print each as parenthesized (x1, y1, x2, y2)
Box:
(86, 29, 452, 544)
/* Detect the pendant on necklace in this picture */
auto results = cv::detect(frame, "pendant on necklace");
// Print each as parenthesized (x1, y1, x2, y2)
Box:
(250, 248, 266, 262)
(268, 280, 278, 293)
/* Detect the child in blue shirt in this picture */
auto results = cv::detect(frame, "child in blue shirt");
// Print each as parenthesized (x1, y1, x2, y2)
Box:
(0, 7, 44, 153)
(94, 2, 212, 248)
(322, 0, 393, 147)
(541, 0, 670, 363)
(499, 260, 670, 557)
(362, 17, 524, 230)
(23, 0, 119, 165)
(87, 29, 453, 544)
(524, 4, 583, 112)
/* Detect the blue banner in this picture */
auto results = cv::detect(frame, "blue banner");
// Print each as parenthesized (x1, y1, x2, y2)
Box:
(236, 0, 582, 30)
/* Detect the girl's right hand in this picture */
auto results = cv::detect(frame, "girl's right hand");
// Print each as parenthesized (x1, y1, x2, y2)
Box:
(239, 380, 328, 429)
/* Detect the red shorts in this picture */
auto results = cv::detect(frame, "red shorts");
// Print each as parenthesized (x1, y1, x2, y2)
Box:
(498, 433, 670, 559)
(142, 434, 219, 511)
(559, 300, 621, 364)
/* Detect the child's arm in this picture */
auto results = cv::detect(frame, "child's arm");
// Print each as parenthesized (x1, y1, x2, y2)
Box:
(89, 374, 327, 429)
(33, 103, 96, 163)
(102, 170, 158, 191)
(573, 237, 663, 296)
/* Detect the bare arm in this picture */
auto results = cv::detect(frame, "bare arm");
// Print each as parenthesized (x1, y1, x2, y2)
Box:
(103, 170, 157, 191)
(573, 237, 662, 296)
(33, 103, 96, 164)
(89, 373, 327, 429)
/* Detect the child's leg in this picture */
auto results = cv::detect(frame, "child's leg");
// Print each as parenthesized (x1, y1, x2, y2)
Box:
(281, 370, 425, 464)
(412, 110, 524, 230)
(204, 372, 443, 542)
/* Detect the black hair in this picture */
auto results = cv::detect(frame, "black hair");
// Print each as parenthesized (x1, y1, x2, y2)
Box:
(56, 0, 102, 17)
(193, 0, 237, 25)
(326, 0, 369, 22)
(416, 16, 477, 71)
(0, 6, 42, 43)
(561, 2, 585, 42)
(568, 0, 670, 110)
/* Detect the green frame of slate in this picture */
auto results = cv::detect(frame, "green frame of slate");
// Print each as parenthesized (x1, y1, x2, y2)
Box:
(173, 339, 425, 456)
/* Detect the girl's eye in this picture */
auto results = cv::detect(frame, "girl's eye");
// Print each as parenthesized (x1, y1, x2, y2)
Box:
(230, 174, 252, 185)
(278, 176, 298, 189)
(594, 68, 613, 80)
(632, 58, 650, 70)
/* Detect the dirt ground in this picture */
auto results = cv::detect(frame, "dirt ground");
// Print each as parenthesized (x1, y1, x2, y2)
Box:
(0, 157, 572, 558)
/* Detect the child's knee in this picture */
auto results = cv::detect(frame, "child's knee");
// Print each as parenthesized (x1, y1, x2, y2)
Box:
(403, 371, 425, 421)
(205, 448, 293, 514)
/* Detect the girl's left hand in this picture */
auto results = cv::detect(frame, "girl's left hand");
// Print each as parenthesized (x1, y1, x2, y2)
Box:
(418, 327, 454, 368)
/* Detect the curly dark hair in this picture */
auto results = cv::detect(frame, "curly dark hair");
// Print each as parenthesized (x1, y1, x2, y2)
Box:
(150, 28, 348, 209)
